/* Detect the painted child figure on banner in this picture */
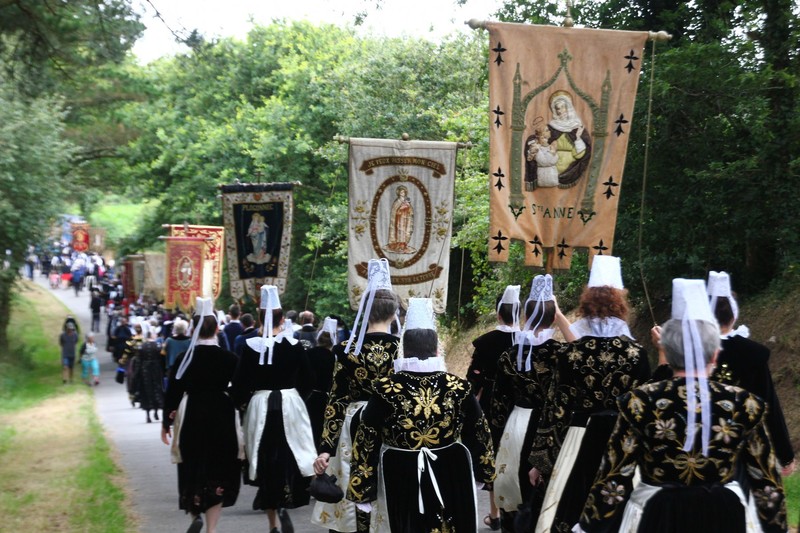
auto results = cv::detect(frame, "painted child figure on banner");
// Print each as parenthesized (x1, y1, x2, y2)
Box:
(526, 125, 560, 189)
(347, 298, 496, 533)
(312, 258, 400, 533)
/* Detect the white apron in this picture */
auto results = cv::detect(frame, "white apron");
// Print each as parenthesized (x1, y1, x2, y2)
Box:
(243, 388, 316, 480)
(494, 405, 532, 511)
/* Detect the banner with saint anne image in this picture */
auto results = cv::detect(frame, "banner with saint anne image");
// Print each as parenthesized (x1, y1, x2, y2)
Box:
(221, 183, 294, 300)
(487, 22, 648, 268)
(164, 237, 205, 312)
(166, 224, 225, 300)
(348, 138, 457, 312)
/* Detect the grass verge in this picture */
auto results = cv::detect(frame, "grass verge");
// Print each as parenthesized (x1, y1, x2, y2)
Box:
(0, 281, 134, 532)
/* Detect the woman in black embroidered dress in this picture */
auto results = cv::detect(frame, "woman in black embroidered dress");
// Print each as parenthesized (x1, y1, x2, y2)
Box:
(488, 275, 573, 531)
(311, 288, 400, 533)
(528, 278, 650, 532)
(348, 299, 495, 533)
(576, 316, 787, 533)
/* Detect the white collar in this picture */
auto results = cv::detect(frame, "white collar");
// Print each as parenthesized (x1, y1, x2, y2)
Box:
(569, 317, 634, 340)
(393, 356, 447, 373)
(721, 324, 750, 339)
(196, 338, 219, 346)
(495, 324, 518, 333)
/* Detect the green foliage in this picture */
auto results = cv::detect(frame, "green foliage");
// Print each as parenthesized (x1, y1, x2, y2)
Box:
(0, 72, 74, 350)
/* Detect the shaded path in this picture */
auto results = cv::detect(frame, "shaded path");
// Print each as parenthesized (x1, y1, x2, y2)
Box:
(39, 277, 312, 533)
(39, 275, 489, 532)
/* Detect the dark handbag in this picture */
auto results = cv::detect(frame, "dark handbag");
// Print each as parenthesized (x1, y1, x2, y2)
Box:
(308, 472, 344, 503)
(115, 365, 125, 384)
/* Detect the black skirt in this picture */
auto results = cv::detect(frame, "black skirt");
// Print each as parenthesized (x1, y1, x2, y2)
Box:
(382, 443, 477, 533)
(637, 483, 746, 533)
(253, 390, 311, 509)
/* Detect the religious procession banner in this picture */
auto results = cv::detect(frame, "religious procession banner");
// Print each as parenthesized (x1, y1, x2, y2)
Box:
(88, 227, 105, 253)
(348, 138, 457, 313)
(123, 255, 145, 301)
(71, 222, 90, 253)
(164, 237, 206, 312)
(165, 224, 225, 300)
(487, 22, 649, 268)
(142, 252, 166, 302)
(221, 183, 294, 300)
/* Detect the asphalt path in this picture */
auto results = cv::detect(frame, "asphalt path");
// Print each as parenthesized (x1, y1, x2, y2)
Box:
(39, 275, 489, 532)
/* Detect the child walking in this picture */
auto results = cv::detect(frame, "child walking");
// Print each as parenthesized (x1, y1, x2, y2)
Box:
(80, 333, 100, 386)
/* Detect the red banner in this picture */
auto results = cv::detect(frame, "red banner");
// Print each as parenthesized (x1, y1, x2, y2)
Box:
(71, 223, 90, 253)
(166, 225, 224, 299)
(164, 237, 206, 312)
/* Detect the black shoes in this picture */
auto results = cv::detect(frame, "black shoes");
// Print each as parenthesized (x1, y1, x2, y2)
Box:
(484, 514, 500, 531)
(186, 516, 203, 533)
(278, 508, 294, 533)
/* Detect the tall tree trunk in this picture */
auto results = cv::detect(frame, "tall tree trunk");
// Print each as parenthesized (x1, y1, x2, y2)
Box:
(0, 271, 15, 357)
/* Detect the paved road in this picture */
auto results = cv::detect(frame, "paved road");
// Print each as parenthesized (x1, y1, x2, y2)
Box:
(40, 275, 489, 532)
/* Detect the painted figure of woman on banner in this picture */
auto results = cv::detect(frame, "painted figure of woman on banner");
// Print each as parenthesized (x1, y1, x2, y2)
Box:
(236, 203, 283, 279)
(385, 185, 415, 254)
(246, 212, 270, 264)
(524, 91, 592, 190)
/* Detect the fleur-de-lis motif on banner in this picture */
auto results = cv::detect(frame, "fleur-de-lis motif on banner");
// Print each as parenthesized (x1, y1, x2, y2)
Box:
(492, 105, 505, 128)
(492, 230, 508, 254)
(624, 49, 639, 73)
(529, 235, 543, 257)
(492, 42, 507, 66)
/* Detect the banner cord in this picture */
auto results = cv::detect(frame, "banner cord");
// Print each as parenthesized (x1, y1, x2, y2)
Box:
(638, 39, 658, 326)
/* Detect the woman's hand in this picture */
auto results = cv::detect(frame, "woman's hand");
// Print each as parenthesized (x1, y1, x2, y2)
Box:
(314, 453, 331, 475)
(529, 467, 543, 487)
(161, 426, 171, 445)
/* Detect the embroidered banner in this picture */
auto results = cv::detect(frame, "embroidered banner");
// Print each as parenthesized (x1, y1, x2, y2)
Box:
(220, 183, 294, 300)
(487, 23, 648, 269)
(142, 252, 165, 302)
(123, 255, 145, 302)
(348, 138, 457, 313)
(88, 227, 105, 253)
(165, 225, 225, 300)
(71, 222, 90, 253)
(164, 237, 206, 312)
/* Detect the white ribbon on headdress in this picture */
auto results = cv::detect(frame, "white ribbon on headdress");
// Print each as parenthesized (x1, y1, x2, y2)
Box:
(346, 283, 377, 356)
(176, 298, 217, 380)
(258, 307, 275, 365)
(681, 317, 712, 456)
(516, 275, 553, 371)
(417, 447, 444, 514)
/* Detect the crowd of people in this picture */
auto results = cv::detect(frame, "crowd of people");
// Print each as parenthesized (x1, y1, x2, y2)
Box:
(50, 249, 792, 533)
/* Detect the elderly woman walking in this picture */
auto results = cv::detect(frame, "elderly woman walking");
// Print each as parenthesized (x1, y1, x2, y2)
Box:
(575, 279, 787, 533)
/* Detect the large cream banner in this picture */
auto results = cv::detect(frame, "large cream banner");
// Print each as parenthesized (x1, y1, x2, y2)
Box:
(487, 22, 648, 269)
(348, 138, 457, 313)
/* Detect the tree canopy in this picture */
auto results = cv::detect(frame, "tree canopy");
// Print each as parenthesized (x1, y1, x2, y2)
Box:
(0, 0, 798, 334)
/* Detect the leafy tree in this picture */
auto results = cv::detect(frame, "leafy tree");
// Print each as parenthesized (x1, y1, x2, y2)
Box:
(0, 75, 73, 352)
